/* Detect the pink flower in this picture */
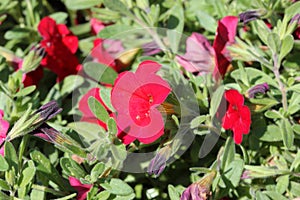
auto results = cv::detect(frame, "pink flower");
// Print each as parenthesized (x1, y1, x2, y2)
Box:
(111, 61, 172, 144)
(91, 38, 125, 72)
(176, 33, 215, 75)
(222, 89, 251, 144)
(177, 16, 239, 79)
(90, 18, 106, 35)
(69, 177, 92, 200)
(38, 17, 81, 81)
(0, 110, 9, 156)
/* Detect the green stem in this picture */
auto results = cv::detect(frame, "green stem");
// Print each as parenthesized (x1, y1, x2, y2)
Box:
(18, 134, 29, 171)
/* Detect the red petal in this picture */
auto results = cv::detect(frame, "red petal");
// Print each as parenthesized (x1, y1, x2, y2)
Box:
(224, 89, 244, 106)
(232, 126, 243, 144)
(38, 17, 58, 40)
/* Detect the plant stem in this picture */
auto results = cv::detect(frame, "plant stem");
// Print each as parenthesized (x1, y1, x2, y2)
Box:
(273, 53, 288, 111)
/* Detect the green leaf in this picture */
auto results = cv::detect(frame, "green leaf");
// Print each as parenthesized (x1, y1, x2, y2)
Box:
(280, 119, 294, 149)
(101, 178, 133, 196)
(290, 150, 300, 170)
(264, 191, 288, 200)
(288, 84, 300, 93)
(275, 175, 289, 194)
(293, 124, 300, 134)
(14, 85, 36, 97)
(90, 163, 105, 182)
(65, 0, 101, 10)
(0, 156, 9, 171)
(60, 158, 73, 176)
(68, 122, 106, 145)
(209, 85, 224, 118)
(168, 184, 180, 200)
(264, 110, 282, 119)
(100, 86, 115, 112)
(0, 179, 10, 191)
(110, 144, 127, 161)
(244, 165, 289, 178)
(254, 20, 271, 45)
(88, 96, 110, 123)
(196, 11, 217, 32)
(190, 115, 207, 129)
(83, 62, 118, 85)
(267, 33, 281, 54)
(167, 3, 184, 53)
(4, 28, 33, 40)
(221, 137, 235, 170)
(98, 24, 133, 39)
(256, 125, 282, 142)
(223, 159, 244, 188)
(0, 191, 10, 200)
(94, 191, 110, 200)
(4, 142, 18, 171)
(279, 35, 294, 61)
(102, 0, 132, 16)
(107, 117, 117, 135)
(18, 160, 36, 187)
(30, 150, 65, 189)
(290, 181, 300, 197)
(30, 189, 45, 200)
(60, 75, 84, 97)
(49, 12, 68, 24)
(284, 1, 300, 21)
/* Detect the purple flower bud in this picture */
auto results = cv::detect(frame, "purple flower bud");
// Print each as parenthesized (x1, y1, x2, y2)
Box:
(147, 145, 171, 177)
(180, 171, 216, 200)
(239, 10, 261, 25)
(290, 14, 300, 25)
(142, 41, 161, 56)
(247, 82, 269, 98)
(33, 101, 62, 124)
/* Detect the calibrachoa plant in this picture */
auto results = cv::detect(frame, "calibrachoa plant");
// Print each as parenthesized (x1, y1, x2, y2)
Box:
(0, 0, 300, 200)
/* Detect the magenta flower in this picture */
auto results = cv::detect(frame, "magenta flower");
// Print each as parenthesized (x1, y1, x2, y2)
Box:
(0, 110, 9, 156)
(111, 61, 171, 144)
(90, 18, 106, 35)
(176, 33, 215, 75)
(177, 16, 239, 79)
(69, 177, 92, 200)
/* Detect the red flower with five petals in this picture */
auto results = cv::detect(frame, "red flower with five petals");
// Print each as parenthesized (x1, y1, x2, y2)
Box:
(222, 89, 251, 144)
(38, 17, 81, 81)
(111, 61, 171, 144)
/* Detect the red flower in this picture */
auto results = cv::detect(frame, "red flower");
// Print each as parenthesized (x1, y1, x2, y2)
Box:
(0, 110, 9, 156)
(38, 17, 81, 81)
(177, 16, 238, 79)
(17, 61, 44, 87)
(78, 87, 111, 129)
(222, 89, 251, 144)
(111, 61, 171, 144)
(213, 16, 239, 79)
(69, 177, 92, 200)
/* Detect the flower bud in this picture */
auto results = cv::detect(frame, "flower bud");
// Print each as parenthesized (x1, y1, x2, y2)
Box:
(147, 145, 172, 177)
(239, 10, 262, 25)
(180, 171, 216, 200)
(246, 82, 269, 98)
